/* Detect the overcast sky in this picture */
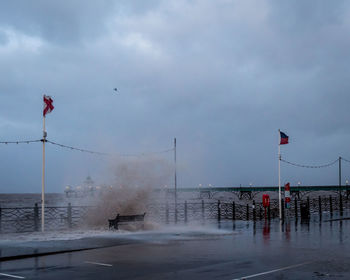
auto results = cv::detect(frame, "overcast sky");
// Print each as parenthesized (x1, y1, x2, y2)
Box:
(1, 0, 350, 193)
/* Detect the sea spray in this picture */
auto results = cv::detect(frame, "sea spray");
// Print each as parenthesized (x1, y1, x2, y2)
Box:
(86, 156, 172, 230)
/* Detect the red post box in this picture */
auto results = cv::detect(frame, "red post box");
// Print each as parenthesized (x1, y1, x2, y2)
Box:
(262, 194, 270, 208)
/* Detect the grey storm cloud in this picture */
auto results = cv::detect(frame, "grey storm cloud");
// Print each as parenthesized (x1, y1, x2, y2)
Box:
(1, 0, 350, 193)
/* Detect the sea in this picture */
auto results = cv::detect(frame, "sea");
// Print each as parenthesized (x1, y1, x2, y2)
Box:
(0, 193, 97, 208)
(0, 189, 335, 208)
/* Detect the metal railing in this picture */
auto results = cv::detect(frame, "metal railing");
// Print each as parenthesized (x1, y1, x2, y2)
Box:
(1, 195, 349, 233)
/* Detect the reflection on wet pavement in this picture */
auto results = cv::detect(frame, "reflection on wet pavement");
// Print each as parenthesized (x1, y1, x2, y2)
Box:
(1, 211, 350, 279)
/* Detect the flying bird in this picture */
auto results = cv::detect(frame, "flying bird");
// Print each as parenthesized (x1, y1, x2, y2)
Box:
(113, 88, 118, 92)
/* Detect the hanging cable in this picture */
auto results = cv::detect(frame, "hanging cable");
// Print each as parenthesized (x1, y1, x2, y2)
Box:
(341, 157, 350, 164)
(46, 139, 174, 157)
(0, 139, 42, 144)
(46, 140, 109, 156)
(280, 158, 339, 168)
(132, 148, 175, 157)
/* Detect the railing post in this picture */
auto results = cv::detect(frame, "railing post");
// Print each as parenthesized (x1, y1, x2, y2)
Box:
(318, 196, 322, 217)
(184, 201, 188, 224)
(259, 205, 262, 220)
(232, 201, 235, 221)
(217, 200, 221, 222)
(329, 195, 333, 216)
(340, 193, 343, 217)
(294, 197, 298, 219)
(166, 202, 169, 224)
(246, 204, 249, 220)
(201, 200, 205, 222)
(67, 203, 72, 229)
(253, 200, 256, 221)
(0, 205, 2, 233)
(175, 206, 178, 224)
(34, 203, 39, 231)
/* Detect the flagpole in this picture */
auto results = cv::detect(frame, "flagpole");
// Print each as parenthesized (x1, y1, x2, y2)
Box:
(42, 115, 46, 232)
(41, 94, 54, 232)
(278, 129, 282, 220)
(174, 137, 177, 224)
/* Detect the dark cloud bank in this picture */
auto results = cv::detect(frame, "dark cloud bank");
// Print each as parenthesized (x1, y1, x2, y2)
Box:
(0, 0, 350, 193)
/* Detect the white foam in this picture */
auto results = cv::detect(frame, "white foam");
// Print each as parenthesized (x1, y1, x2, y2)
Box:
(0, 224, 233, 243)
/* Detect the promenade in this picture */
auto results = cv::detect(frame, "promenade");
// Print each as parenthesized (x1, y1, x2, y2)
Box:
(0, 213, 349, 279)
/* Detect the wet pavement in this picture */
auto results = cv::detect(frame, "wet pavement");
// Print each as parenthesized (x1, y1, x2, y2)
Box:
(0, 213, 350, 279)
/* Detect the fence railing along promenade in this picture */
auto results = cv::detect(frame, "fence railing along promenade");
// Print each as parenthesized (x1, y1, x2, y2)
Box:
(0, 203, 91, 233)
(0, 195, 349, 233)
(147, 195, 350, 223)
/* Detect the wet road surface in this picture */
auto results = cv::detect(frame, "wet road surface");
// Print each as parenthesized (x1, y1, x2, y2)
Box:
(0, 216, 350, 279)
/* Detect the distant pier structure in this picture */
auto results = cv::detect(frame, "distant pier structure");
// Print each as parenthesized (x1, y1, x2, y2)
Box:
(84, 175, 94, 196)
(162, 185, 350, 201)
(64, 176, 105, 198)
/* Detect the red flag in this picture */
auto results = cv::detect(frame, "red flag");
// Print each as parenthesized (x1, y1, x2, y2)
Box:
(43, 95, 54, 117)
(280, 131, 289, 145)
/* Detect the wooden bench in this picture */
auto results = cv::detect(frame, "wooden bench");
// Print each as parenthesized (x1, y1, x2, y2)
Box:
(108, 213, 146, 230)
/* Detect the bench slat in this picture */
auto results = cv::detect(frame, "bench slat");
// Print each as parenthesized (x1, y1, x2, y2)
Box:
(108, 213, 146, 230)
